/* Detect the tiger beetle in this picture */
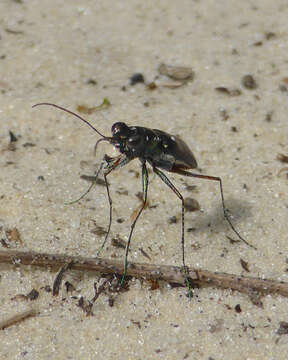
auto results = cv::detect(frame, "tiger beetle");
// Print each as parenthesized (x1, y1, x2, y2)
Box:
(33, 102, 256, 297)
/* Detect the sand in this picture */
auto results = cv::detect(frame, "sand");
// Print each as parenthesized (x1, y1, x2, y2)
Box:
(1, 1, 288, 359)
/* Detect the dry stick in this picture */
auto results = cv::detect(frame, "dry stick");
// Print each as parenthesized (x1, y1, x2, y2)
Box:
(52, 261, 73, 296)
(0, 308, 38, 330)
(1, 249, 288, 298)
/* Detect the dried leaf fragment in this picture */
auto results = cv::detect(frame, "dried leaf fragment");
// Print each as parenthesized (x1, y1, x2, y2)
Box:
(77, 98, 111, 114)
(158, 63, 194, 81)
(276, 321, 288, 335)
(5, 228, 22, 245)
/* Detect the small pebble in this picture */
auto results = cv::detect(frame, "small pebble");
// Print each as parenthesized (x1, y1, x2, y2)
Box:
(184, 198, 200, 212)
(241, 74, 257, 89)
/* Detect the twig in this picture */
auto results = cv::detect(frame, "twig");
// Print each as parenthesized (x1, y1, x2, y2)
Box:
(0, 308, 38, 330)
(0, 249, 288, 297)
(52, 261, 73, 296)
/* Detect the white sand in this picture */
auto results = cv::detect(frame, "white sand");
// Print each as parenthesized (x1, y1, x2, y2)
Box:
(1, 0, 288, 359)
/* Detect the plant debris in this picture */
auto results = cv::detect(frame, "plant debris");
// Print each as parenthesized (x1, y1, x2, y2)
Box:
(240, 258, 250, 273)
(53, 262, 73, 296)
(277, 153, 288, 164)
(80, 174, 106, 186)
(184, 198, 200, 212)
(26, 289, 39, 301)
(158, 63, 194, 81)
(215, 87, 242, 96)
(168, 215, 177, 224)
(241, 74, 258, 90)
(5, 228, 22, 245)
(111, 236, 126, 249)
(139, 247, 151, 260)
(77, 98, 111, 114)
(276, 321, 288, 335)
(0, 309, 38, 330)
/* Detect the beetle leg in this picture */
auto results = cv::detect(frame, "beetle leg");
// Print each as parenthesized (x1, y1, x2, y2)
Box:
(153, 166, 193, 298)
(65, 161, 105, 205)
(121, 161, 148, 286)
(96, 154, 132, 256)
(172, 169, 256, 250)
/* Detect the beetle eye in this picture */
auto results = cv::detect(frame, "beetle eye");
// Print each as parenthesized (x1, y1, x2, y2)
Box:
(111, 122, 129, 137)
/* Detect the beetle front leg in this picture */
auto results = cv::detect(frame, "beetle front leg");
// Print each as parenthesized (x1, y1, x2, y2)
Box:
(121, 161, 149, 286)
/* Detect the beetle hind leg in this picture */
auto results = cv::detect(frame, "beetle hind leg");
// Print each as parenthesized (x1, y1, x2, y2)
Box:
(153, 166, 193, 298)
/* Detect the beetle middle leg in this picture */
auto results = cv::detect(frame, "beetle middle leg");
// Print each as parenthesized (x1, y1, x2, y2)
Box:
(172, 169, 256, 250)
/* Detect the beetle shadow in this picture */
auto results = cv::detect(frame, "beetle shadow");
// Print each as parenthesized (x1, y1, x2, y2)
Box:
(189, 197, 253, 240)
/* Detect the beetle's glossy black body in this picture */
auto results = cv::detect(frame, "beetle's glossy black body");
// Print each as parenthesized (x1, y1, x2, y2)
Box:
(33, 102, 255, 296)
(110, 122, 197, 171)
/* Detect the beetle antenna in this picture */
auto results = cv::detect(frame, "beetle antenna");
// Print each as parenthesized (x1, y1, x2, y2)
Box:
(32, 102, 106, 138)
